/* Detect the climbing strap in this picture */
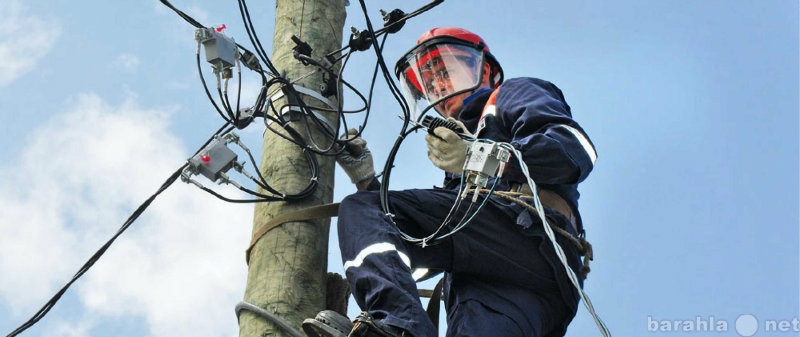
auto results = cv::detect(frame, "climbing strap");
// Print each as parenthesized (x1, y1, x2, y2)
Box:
(246, 202, 340, 265)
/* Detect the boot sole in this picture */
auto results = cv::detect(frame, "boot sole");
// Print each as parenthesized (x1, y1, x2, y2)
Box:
(302, 310, 353, 337)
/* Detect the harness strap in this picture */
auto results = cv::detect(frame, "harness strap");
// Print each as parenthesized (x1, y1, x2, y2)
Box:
(246, 203, 340, 265)
(424, 277, 445, 330)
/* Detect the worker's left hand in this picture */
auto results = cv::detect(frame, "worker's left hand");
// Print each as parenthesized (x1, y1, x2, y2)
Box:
(426, 126, 469, 173)
(336, 129, 375, 184)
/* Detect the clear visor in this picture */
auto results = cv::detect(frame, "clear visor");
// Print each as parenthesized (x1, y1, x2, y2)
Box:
(396, 42, 484, 121)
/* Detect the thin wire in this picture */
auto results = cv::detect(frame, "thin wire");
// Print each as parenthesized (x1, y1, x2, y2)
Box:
(436, 178, 499, 240)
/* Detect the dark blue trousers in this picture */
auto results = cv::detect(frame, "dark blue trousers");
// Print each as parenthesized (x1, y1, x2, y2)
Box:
(338, 188, 582, 337)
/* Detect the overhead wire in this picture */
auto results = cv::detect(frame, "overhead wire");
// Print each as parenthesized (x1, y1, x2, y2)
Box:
(346, 0, 448, 216)
(236, 0, 280, 75)
(5, 165, 187, 337)
(356, 0, 412, 215)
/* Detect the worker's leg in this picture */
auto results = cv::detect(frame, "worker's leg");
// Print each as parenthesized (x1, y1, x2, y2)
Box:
(441, 197, 583, 337)
(339, 189, 582, 337)
(338, 188, 460, 337)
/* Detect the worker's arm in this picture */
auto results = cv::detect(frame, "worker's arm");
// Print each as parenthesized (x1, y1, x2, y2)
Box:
(496, 78, 597, 185)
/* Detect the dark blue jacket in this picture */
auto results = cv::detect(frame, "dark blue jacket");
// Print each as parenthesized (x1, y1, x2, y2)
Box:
(452, 77, 597, 231)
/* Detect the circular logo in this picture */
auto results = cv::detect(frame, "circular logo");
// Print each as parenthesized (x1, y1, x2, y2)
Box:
(735, 314, 758, 336)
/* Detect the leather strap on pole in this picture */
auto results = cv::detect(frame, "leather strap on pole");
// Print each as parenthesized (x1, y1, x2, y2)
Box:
(246, 203, 340, 265)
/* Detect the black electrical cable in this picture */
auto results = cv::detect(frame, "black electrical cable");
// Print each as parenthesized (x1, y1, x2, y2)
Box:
(351, 34, 390, 140)
(8, 1, 439, 334)
(197, 185, 283, 203)
(196, 52, 233, 124)
(328, 33, 392, 159)
(169, 0, 444, 208)
(333, 50, 354, 143)
(5, 120, 238, 337)
(159, 0, 204, 28)
(238, 141, 291, 197)
(352, 0, 469, 215)
(237, 0, 280, 76)
(267, 82, 342, 156)
(291, 54, 370, 115)
(324, 1, 445, 60)
(249, 78, 269, 119)
(379, 126, 421, 216)
(235, 66, 243, 122)
(212, 103, 321, 201)
(162, 0, 269, 126)
(5, 165, 186, 337)
(356, 0, 413, 215)
(219, 86, 236, 121)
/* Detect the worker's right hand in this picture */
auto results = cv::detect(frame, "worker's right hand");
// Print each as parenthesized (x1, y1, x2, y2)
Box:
(336, 129, 375, 185)
(426, 126, 469, 173)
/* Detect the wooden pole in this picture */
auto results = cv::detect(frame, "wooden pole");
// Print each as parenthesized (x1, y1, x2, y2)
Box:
(239, 1, 346, 336)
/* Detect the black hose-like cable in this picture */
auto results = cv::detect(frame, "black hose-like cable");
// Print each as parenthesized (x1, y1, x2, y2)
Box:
(199, 185, 284, 203)
(5, 165, 186, 337)
(197, 52, 233, 124)
(4, 119, 238, 337)
(159, 0, 204, 28)
(357, 0, 412, 215)
(8, 0, 447, 335)
(237, 0, 280, 76)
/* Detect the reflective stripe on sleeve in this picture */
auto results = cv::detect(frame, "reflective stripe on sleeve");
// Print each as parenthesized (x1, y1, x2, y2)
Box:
(558, 124, 597, 165)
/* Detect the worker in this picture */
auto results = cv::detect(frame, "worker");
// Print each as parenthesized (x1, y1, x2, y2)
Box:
(308, 26, 597, 337)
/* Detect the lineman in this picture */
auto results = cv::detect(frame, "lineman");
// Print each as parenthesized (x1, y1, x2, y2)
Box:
(310, 27, 597, 337)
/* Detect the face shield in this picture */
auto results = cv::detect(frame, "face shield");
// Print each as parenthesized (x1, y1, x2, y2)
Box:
(395, 38, 486, 121)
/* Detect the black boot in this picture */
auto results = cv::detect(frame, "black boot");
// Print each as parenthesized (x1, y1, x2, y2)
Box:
(302, 310, 354, 337)
(349, 312, 410, 337)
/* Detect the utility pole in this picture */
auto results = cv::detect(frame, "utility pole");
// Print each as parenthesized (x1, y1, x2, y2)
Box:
(239, 1, 347, 337)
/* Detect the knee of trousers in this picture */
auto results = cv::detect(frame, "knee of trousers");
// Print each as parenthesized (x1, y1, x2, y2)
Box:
(337, 191, 401, 256)
(338, 191, 382, 232)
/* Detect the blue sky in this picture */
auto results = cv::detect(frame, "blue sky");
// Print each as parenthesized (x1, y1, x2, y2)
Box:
(0, 1, 797, 337)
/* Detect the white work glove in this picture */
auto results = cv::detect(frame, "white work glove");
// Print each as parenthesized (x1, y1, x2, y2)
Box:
(336, 129, 376, 184)
(426, 119, 471, 173)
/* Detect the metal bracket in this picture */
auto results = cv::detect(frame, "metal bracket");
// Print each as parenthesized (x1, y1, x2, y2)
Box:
(266, 84, 337, 134)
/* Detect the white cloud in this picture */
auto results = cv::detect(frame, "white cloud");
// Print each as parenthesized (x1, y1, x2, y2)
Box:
(0, 0, 61, 86)
(0, 92, 252, 337)
(114, 53, 141, 72)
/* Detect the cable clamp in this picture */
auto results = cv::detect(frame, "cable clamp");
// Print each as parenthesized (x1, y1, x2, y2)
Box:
(266, 85, 336, 134)
(270, 83, 336, 110)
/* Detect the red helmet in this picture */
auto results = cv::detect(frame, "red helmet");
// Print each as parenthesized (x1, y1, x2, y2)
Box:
(395, 27, 504, 118)
(415, 27, 503, 85)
